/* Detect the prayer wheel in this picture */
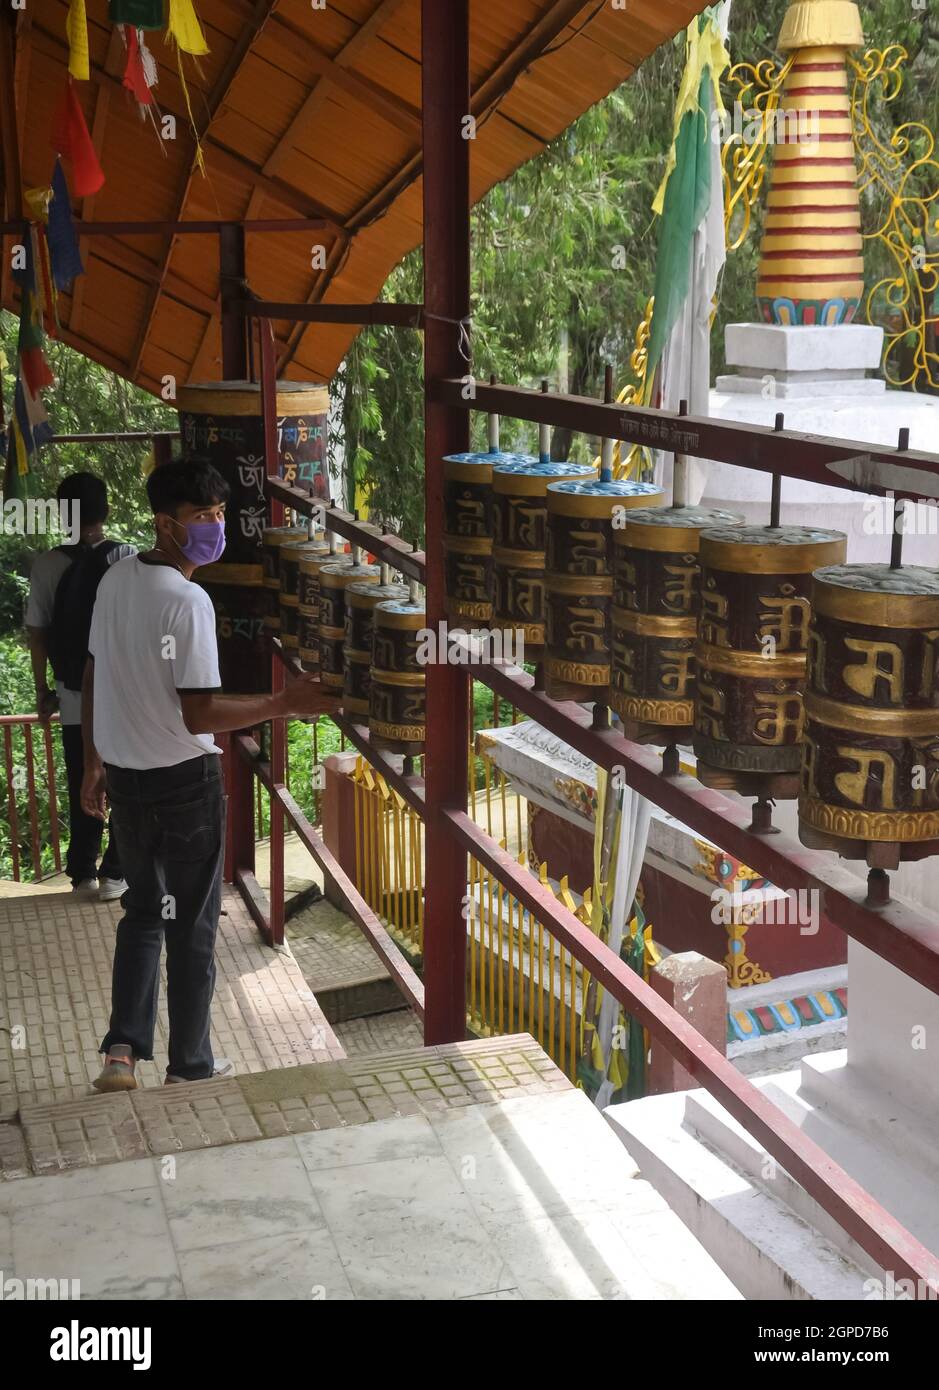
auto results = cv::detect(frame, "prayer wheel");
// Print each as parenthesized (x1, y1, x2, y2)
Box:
(611, 506, 744, 736)
(693, 525, 847, 785)
(178, 381, 328, 695)
(343, 581, 410, 718)
(443, 450, 535, 625)
(318, 562, 381, 692)
(279, 537, 328, 655)
(370, 599, 427, 757)
(544, 479, 665, 702)
(261, 526, 308, 634)
(800, 564, 939, 862)
(298, 549, 349, 670)
(492, 460, 596, 655)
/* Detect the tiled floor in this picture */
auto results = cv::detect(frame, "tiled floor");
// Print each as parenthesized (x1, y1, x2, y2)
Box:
(0, 886, 343, 1113)
(0, 1089, 742, 1300)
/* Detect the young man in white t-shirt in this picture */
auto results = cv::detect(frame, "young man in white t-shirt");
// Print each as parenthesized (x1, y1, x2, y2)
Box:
(81, 458, 338, 1091)
(25, 471, 135, 899)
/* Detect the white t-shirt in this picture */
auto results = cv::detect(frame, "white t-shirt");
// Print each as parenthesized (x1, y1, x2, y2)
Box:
(25, 541, 136, 725)
(88, 556, 223, 769)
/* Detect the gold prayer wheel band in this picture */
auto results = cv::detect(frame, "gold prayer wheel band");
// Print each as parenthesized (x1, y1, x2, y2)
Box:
(695, 640, 807, 679)
(616, 524, 704, 552)
(279, 593, 299, 608)
(298, 603, 317, 617)
(804, 691, 939, 737)
(370, 721, 425, 743)
(320, 570, 378, 590)
(321, 673, 344, 690)
(611, 693, 694, 726)
(811, 572, 939, 628)
(446, 599, 492, 622)
(375, 609, 426, 631)
(319, 625, 345, 641)
(176, 383, 330, 416)
(612, 606, 697, 640)
(545, 657, 611, 687)
(344, 697, 370, 716)
(799, 795, 939, 844)
(263, 527, 309, 549)
(372, 670, 425, 688)
(299, 553, 342, 576)
(547, 488, 665, 518)
(444, 460, 494, 483)
(493, 468, 594, 495)
(699, 533, 847, 574)
(492, 620, 545, 644)
(443, 534, 492, 555)
(545, 574, 612, 596)
(344, 649, 371, 666)
(196, 563, 264, 586)
(493, 546, 545, 570)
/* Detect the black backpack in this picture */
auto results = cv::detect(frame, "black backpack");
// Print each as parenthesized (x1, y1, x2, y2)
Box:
(48, 540, 122, 692)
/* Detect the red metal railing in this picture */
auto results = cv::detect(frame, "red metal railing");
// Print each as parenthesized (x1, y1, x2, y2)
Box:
(0, 713, 62, 883)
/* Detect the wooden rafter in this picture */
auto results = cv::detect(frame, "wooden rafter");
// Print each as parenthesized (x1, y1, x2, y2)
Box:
(264, 0, 409, 181)
(130, 0, 286, 380)
(280, 0, 596, 372)
(0, 9, 25, 320)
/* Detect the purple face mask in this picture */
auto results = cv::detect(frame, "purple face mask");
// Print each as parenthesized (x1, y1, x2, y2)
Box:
(174, 518, 227, 568)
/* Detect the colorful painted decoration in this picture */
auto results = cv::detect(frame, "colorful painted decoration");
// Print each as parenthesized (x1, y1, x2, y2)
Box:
(755, 0, 866, 324)
(167, 0, 209, 55)
(122, 26, 154, 105)
(50, 79, 105, 198)
(46, 160, 84, 292)
(108, 0, 165, 28)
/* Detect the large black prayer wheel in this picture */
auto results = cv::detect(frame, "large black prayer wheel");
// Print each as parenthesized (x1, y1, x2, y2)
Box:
(693, 525, 847, 776)
(492, 460, 596, 655)
(343, 581, 410, 718)
(799, 564, 939, 860)
(611, 505, 743, 731)
(370, 600, 427, 756)
(198, 571, 271, 696)
(544, 479, 665, 702)
(443, 450, 535, 625)
(318, 562, 381, 692)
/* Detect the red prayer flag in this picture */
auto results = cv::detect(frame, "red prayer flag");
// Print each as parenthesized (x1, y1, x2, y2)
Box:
(122, 27, 152, 105)
(50, 79, 105, 197)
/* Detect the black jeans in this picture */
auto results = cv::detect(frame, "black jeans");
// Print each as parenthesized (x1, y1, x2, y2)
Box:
(99, 754, 226, 1080)
(60, 723, 122, 885)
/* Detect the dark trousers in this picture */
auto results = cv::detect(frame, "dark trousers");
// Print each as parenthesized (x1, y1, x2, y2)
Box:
(60, 723, 122, 885)
(99, 754, 226, 1080)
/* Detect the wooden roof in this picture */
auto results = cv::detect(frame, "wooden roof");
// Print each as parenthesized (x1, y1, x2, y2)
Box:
(4, 0, 704, 395)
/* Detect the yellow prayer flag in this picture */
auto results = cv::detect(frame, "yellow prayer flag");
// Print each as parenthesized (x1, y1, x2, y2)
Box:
(168, 0, 210, 56)
(66, 0, 90, 82)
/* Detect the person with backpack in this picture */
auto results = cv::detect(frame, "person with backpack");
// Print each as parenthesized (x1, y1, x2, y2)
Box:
(79, 458, 339, 1091)
(25, 472, 136, 901)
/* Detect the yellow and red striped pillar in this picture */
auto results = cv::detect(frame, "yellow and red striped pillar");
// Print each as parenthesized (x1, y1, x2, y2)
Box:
(757, 0, 865, 325)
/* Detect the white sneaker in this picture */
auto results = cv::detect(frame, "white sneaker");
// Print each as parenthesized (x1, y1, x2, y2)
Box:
(98, 877, 128, 903)
(73, 878, 99, 897)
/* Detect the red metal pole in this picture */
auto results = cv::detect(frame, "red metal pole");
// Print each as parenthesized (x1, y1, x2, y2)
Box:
(218, 225, 256, 893)
(260, 316, 285, 944)
(421, 0, 471, 1043)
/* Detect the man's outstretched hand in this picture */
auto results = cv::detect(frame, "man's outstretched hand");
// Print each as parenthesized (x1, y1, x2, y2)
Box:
(283, 673, 343, 721)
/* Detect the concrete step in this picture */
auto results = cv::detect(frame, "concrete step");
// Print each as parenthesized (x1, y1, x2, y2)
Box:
(286, 896, 407, 1022)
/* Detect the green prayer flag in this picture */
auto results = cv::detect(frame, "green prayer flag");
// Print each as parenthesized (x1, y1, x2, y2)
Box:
(108, 0, 165, 29)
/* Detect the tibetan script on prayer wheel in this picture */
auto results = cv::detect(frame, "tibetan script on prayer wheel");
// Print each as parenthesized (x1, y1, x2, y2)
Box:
(318, 562, 380, 691)
(370, 601, 427, 757)
(343, 581, 410, 717)
(693, 525, 847, 775)
(442, 451, 535, 624)
(544, 479, 665, 702)
(492, 460, 595, 654)
(611, 506, 744, 729)
(800, 563, 939, 856)
(260, 526, 307, 634)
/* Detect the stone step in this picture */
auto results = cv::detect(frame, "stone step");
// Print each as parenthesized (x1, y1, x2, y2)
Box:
(285, 897, 407, 1022)
(1, 1033, 570, 1181)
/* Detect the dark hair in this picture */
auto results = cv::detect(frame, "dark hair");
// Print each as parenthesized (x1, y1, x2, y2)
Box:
(56, 471, 109, 526)
(146, 457, 230, 517)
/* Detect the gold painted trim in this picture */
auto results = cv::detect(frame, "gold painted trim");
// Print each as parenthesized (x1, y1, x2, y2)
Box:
(699, 535, 846, 573)
(443, 460, 494, 483)
(617, 524, 703, 552)
(279, 593, 300, 608)
(545, 657, 611, 686)
(370, 721, 425, 742)
(320, 567, 378, 590)
(197, 563, 264, 586)
(492, 618, 545, 643)
(443, 534, 493, 555)
(177, 383, 329, 416)
(611, 693, 694, 725)
(375, 608, 426, 631)
(695, 640, 807, 679)
(446, 599, 493, 622)
(799, 795, 939, 843)
(372, 670, 425, 687)
(343, 696, 370, 715)
(299, 553, 345, 576)
(493, 547, 545, 569)
(493, 468, 595, 495)
(548, 489, 665, 518)
(612, 607, 697, 639)
(811, 579, 939, 628)
(343, 649, 371, 665)
(319, 625, 345, 640)
(804, 690, 939, 736)
(545, 573, 612, 596)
